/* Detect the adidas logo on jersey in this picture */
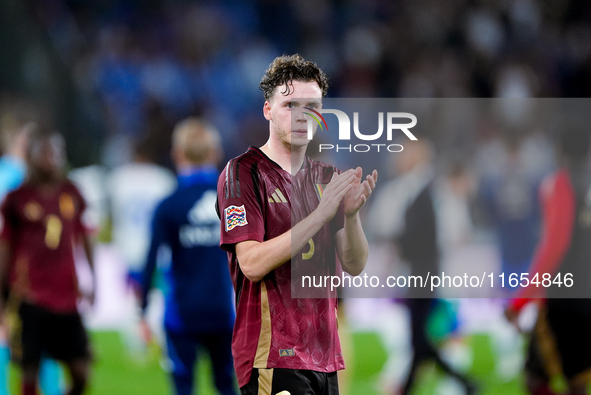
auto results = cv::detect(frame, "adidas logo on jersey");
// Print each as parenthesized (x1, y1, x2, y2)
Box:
(279, 348, 295, 357)
(188, 190, 219, 224)
(268, 188, 287, 203)
(181, 190, 220, 247)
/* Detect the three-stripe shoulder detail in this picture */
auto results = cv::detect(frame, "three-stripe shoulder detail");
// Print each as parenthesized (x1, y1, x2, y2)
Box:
(226, 151, 259, 199)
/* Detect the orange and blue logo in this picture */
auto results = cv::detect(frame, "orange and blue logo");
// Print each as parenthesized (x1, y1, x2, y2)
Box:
(224, 205, 248, 231)
(303, 107, 328, 131)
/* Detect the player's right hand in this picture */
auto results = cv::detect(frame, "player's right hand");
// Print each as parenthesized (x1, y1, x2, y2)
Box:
(316, 169, 356, 223)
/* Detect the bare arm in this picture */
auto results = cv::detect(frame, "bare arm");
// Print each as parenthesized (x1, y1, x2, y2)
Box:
(336, 168, 378, 275)
(79, 233, 96, 305)
(236, 170, 356, 282)
(336, 213, 368, 276)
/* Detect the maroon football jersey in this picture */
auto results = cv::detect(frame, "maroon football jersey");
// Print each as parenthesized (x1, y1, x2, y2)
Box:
(217, 146, 345, 388)
(0, 181, 87, 313)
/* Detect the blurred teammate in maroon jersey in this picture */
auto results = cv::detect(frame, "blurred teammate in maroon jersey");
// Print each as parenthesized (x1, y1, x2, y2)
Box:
(0, 130, 95, 395)
(217, 54, 378, 394)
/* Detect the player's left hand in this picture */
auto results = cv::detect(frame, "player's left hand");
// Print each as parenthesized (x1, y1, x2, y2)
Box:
(343, 167, 378, 218)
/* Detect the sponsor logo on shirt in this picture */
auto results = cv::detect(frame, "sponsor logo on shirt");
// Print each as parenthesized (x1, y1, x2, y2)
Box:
(279, 349, 295, 357)
(24, 201, 43, 221)
(225, 205, 247, 231)
(59, 193, 75, 220)
(268, 188, 287, 204)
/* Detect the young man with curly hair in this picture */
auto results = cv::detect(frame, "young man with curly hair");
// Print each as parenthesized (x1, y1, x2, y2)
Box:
(216, 54, 378, 394)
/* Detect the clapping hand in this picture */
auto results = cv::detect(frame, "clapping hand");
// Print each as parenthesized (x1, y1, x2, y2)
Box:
(343, 167, 378, 218)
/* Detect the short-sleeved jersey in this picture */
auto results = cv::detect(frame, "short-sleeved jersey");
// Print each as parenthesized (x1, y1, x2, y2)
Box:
(217, 146, 345, 388)
(0, 181, 87, 313)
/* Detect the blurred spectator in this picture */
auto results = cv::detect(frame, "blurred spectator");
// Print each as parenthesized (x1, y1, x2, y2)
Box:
(107, 140, 176, 291)
(476, 128, 554, 380)
(433, 160, 478, 388)
(368, 140, 477, 394)
(106, 138, 175, 356)
(477, 129, 553, 287)
(140, 118, 236, 395)
(6, 0, 590, 170)
(435, 159, 476, 255)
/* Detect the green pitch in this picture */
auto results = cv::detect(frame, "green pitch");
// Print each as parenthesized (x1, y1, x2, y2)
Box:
(349, 332, 524, 394)
(8, 331, 532, 394)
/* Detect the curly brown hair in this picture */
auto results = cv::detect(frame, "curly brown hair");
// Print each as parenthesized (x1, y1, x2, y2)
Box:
(259, 54, 329, 101)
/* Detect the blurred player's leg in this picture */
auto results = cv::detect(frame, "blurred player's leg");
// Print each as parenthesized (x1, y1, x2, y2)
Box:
(165, 331, 197, 395)
(22, 361, 40, 395)
(402, 299, 476, 395)
(122, 277, 150, 362)
(402, 298, 435, 395)
(201, 330, 237, 395)
(377, 300, 412, 394)
(19, 303, 43, 395)
(48, 313, 92, 395)
(64, 358, 90, 395)
(22, 377, 38, 394)
(524, 335, 554, 395)
(5, 325, 63, 395)
(492, 315, 524, 381)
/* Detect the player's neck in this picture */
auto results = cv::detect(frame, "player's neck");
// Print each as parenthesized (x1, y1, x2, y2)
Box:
(260, 140, 306, 176)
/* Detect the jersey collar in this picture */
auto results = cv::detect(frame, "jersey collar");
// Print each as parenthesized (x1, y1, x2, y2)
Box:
(249, 146, 283, 170)
(249, 146, 310, 174)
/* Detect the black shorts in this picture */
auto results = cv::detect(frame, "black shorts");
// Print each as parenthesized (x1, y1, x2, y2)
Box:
(240, 368, 339, 395)
(11, 302, 91, 366)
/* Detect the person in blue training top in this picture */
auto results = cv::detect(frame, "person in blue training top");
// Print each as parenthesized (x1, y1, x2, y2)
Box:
(139, 117, 237, 395)
(0, 108, 63, 395)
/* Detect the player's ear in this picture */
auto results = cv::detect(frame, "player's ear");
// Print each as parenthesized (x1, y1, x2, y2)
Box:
(263, 100, 272, 121)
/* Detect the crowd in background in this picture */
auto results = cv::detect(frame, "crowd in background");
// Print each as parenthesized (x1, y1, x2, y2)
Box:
(8, 0, 591, 168)
(1, 1, 591, 394)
